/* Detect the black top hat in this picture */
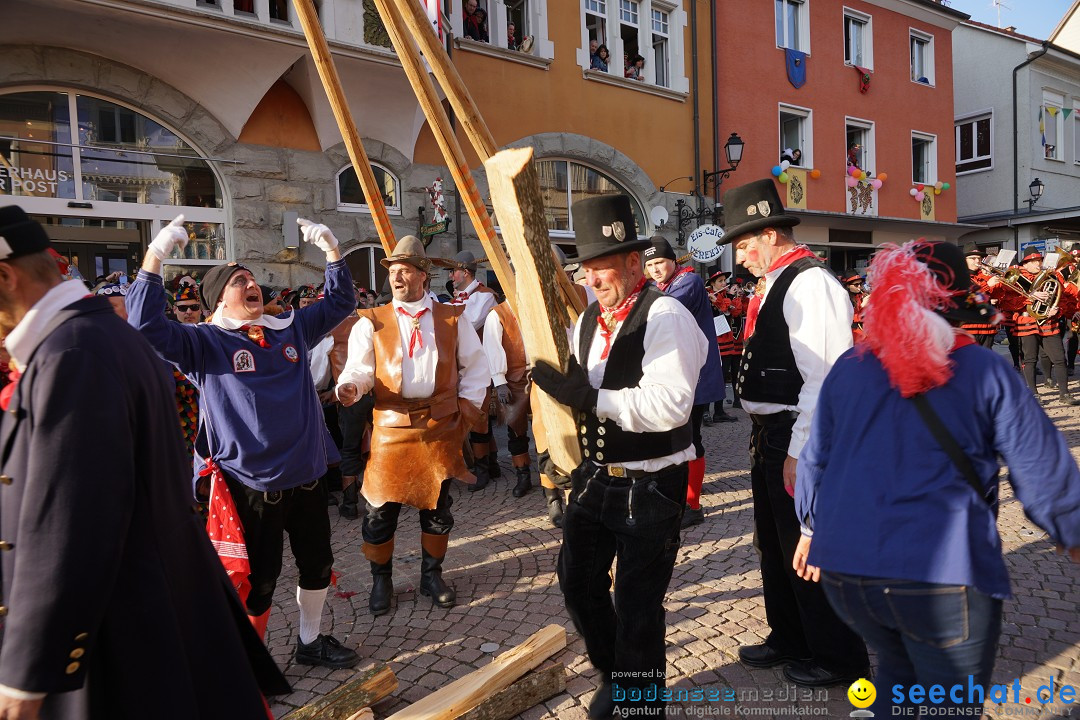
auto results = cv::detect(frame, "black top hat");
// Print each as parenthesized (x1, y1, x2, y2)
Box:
(201, 262, 250, 315)
(567, 195, 650, 262)
(643, 237, 677, 263)
(0, 206, 51, 260)
(912, 241, 997, 325)
(719, 179, 800, 245)
(961, 242, 986, 258)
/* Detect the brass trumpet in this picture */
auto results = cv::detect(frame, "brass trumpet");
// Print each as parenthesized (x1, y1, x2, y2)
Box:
(979, 255, 1072, 321)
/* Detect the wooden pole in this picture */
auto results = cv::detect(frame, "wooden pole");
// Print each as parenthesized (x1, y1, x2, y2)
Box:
(385, 625, 566, 720)
(386, 0, 585, 323)
(370, 0, 517, 313)
(279, 663, 398, 720)
(485, 147, 582, 475)
(458, 664, 566, 720)
(292, 0, 397, 255)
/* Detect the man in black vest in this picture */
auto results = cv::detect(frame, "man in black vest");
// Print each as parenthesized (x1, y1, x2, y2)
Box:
(532, 195, 707, 719)
(721, 180, 869, 687)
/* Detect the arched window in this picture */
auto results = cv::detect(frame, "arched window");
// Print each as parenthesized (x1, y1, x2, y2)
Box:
(0, 89, 229, 280)
(534, 158, 646, 239)
(337, 163, 401, 215)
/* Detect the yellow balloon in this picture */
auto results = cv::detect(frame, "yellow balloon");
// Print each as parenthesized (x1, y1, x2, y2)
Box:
(848, 679, 876, 709)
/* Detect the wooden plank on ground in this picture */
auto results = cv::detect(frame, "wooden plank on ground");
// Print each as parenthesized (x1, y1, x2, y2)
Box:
(484, 147, 583, 476)
(280, 663, 397, 720)
(385, 624, 567, 720)
(458, 664, 566, 720)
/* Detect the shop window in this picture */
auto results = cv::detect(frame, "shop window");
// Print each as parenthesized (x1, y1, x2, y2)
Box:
(843, 9, 872, 69)
(0, 91, 76, 199)
(337, 163, 401, 215)
(910, 29, 934, 84)
(775, 0, 808, 52)
(534, 158, 645, 238)
(912, 132, 936, 184)
(956, 112, 992, 173)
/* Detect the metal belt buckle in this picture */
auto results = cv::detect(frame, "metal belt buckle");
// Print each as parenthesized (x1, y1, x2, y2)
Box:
(608, 466, 626, 478)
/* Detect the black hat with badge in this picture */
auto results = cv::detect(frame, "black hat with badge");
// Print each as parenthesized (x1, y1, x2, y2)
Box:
(200, 261, 251, 315)
(718, 179, 800, 245)
(0, 206, 51, 260)
(567, 195, 650, 262)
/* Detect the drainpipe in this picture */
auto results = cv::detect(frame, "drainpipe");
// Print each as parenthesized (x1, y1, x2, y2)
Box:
(710, 0, 719, 206)
(1012, 41, 1049, 240)
(690, 0, 701, 222)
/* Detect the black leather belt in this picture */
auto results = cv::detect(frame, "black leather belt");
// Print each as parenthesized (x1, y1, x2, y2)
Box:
(749, 410, 799, 426)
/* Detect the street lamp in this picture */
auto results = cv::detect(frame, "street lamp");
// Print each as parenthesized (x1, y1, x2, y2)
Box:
(702, 133, 746, 194)
(1027, 177, 1045, 211)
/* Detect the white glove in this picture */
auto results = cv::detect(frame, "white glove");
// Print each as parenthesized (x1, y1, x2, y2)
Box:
(149, 215, 188, 260)
(297, 218, 339, 252)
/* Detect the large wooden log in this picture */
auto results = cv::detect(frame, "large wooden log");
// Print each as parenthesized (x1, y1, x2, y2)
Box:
(369, 0, 516, 313)
(458, 664, 566, 720)
(291, 0, 396, 255)
(484, 147, 582, 475)
(385, 625, 567, 720)
(280, 663, 398, 720)
(385, 0, 585, 323)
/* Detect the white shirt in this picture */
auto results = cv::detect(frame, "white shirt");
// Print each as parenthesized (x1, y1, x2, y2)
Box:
(572, 293, 708, 472)
(309, 334, 334, 391)
(483, 309, 509, 386)
(448, 279, 497, 332)
(740, 263, 853, 459)
(7, 279, 91, 372)
(336, 295, 489, 410)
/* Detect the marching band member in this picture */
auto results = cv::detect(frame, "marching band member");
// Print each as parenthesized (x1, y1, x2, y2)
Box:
(960, 244, 999, 348)
(838, 270, 867, 344)
(705, 270, 741, 422)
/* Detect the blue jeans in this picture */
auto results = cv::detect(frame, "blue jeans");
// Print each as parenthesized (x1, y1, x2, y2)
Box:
(557, 462, 687, 716)
(821, 572, 1002, 717)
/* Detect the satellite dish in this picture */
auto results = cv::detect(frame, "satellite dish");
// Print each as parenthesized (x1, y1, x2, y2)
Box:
(650, 205, 670, 228)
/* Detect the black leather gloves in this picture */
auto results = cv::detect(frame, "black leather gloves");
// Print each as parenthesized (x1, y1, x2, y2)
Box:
(531, 357, 599, 413)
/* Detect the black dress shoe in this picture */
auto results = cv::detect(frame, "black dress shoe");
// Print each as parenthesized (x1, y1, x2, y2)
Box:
(588, 681, 615, 719)
(295, 634, 361, 669)
(738, 643, 809, 668)
(783, 660, 866, 688)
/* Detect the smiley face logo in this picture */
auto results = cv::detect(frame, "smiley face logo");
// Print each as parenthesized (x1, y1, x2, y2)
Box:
(848, 678, 876, 709)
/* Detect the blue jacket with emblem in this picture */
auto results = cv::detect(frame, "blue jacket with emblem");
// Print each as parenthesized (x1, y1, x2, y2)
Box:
(127, 260, 355, 492)
(659, 269, 726, 405)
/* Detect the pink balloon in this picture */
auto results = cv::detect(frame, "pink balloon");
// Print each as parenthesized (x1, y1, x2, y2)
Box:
(915, 191, 925, 201)
(871, 179, 883, 190)
(848, 166, 861, 177)
(847, 177, 859, 188)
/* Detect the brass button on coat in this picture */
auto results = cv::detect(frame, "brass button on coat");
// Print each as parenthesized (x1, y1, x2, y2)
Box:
(65, 662, 80, 674)
(0, 475, 11, 485)
(69, 648, 85, 659)
(0, 541, 14, 551)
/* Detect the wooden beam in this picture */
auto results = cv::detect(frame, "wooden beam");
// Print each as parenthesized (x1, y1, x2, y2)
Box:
(280, 663, 398, 720)
(459, 664, 565, 720)
(386, 0, 585, 324)
(291, 0, 396, 255)
(484, 147, 582, 478)
(385, 625, 567, 720)
(370, 0, 517, 314)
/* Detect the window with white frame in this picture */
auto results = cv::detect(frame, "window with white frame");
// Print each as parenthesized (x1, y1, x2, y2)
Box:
(1074, 107, 1080, 164)
(651, 7, 670, 88)
(534, 158, 645, 238)
(1043, 90, 1064, 161)
(337, 163, 401, 215)
(586, 0, 608, 47)
(620, 1, 642, 79)
(779, 104, 812, 168)
(910, 29, 934, 84)
(846, 121, 872, 171)
(911, 132, 936, 184)
(956, 112, 992, 173)
(845, 118, 876, 215)
(775, 0, 808, 52)
(843, 9, 872, 69)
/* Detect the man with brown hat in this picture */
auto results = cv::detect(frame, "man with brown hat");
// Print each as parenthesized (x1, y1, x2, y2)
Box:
(719, 179, 868, 687)
(531, 195, 707, 719)
(336, 236, 489, 616)
(128, 215, 361, 670)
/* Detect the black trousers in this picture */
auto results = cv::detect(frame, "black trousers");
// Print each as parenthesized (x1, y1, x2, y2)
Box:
(973, 333, 996, 348)
(225, 474, 334, 616)
(714, 355, 739, 416)
(749, 413, 869, 673)
(337, 394, 374, 477)
(557, 463, 687, 716)
(507, 424, 530, 456)
(1021, 333, 1066, 394)
(691, 404, 706, 457)
(362, 479, 455, 545)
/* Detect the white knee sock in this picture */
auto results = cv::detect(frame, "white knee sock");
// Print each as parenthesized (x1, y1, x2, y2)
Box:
(296, 586, 328, 645)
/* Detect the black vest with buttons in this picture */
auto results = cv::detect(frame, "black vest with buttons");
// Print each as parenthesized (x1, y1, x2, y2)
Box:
(576, 285, 693, 464)
(735, 257, 825, 405)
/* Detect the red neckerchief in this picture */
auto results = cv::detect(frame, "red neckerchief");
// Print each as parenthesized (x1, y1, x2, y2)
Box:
(743, 246, 817, 338)
(0, 365, 20, 412)
(597, 276, 648, 360)
(238, 325, 270, 349)
(450, 289, 469, 305)
(657, 266, 694, 292)
(952, 333, 976, 351)
(396, 306, 429, 357)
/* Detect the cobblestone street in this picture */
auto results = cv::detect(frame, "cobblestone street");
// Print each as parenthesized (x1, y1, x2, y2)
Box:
(266, 392, 1080, 719)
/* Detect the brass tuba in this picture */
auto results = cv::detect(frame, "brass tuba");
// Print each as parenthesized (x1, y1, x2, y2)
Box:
(979, 255, 1069, 321)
